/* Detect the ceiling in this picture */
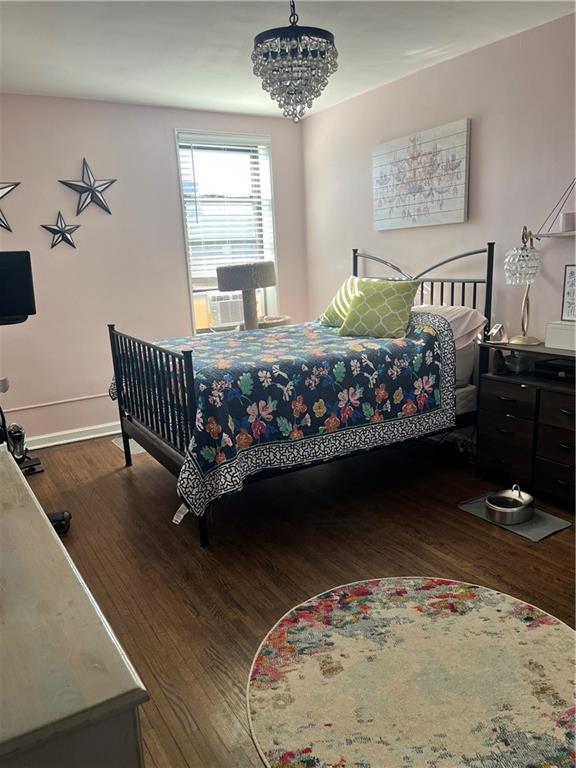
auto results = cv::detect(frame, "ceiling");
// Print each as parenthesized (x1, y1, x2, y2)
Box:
(0, 2, 573, 118)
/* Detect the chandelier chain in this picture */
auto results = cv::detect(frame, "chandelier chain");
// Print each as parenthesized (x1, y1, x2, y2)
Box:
(289, 0, 299, 26)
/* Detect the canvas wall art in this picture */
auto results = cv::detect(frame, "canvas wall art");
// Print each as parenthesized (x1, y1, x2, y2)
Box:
(373, 118, 470, 231)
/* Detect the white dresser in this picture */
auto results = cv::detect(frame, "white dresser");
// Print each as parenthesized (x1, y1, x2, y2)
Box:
(0, 445, 149, 767)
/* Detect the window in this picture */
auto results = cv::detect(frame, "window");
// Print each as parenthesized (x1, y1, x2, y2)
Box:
(176, 131, 277, 332)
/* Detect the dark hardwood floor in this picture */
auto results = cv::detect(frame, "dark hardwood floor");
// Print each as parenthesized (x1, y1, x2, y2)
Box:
(29, 437, 574, 768)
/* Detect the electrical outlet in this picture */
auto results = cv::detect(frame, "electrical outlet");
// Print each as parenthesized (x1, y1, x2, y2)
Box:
(0, 378, 9, 394)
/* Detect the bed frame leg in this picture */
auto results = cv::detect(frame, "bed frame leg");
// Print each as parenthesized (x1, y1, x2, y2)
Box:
(121, 429, 132, 467)
(197, 513, 209, 548)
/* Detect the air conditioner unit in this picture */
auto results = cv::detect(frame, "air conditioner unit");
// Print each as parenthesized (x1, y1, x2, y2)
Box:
(208, 293, 245, 327)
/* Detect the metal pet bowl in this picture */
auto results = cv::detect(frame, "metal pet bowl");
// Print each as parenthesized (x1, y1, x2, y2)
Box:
(485, 484, 534, 525)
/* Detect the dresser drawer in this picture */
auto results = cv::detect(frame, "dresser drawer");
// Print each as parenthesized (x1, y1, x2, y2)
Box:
(535, 457, 574, 501)
(480, 378, 537, 420)
(477, 444, 532, 488)
(539, 390, 575, 431)
(479, 410, 534, 451)
(537, 424, 575, 464)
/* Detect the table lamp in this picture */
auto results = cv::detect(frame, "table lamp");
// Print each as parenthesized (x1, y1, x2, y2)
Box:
(216, 261, 277, 330)
(503, 227, 541, 345)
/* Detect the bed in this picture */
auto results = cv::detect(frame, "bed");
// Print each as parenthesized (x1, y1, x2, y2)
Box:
(109, 244, 494, 545)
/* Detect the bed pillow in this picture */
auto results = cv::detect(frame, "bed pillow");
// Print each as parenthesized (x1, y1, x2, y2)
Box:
(339, 280, 420, 338)
(320, 276, 381, 327)
(414, 305, 487, 350)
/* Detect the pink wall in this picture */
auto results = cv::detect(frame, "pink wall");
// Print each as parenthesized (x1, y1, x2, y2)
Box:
(0, 95, 307, 438)
(2, 15, 574, 441)
(302, 15, 575, 339)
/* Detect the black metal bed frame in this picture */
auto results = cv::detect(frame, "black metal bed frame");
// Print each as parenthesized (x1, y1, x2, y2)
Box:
(352, 245, 494, 315)
(109, 243, 495, 546)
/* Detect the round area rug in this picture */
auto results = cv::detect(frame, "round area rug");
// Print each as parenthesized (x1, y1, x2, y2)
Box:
(247, 577, 575, 767)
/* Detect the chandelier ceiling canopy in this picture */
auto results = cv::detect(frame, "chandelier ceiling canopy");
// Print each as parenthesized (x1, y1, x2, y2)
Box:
(252, 0, 338, 122)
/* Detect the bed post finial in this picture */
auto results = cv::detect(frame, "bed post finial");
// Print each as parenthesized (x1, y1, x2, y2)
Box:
(352, 248, 359, 277)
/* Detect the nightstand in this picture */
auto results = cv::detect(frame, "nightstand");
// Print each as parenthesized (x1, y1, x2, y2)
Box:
(477, 341, 575, 507)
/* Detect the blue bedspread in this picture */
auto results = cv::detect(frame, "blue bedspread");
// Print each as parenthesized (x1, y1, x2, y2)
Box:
(152, 312, 456, 515)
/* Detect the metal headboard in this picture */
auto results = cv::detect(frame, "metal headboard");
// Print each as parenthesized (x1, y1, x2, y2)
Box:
(352, 243, 495, 337)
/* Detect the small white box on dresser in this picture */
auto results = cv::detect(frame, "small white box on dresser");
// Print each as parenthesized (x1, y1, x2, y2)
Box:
(545, 321, 576, 351)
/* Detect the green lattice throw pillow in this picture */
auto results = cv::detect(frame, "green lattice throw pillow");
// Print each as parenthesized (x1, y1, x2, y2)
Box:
(320, 277, 384, 327)
(338, 279, 420, 338)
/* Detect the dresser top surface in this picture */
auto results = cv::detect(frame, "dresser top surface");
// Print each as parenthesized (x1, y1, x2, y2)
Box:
(0, 446, 148, 755)
(480, 340, 576, 358)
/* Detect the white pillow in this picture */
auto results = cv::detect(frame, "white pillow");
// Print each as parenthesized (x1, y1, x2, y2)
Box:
(414, 305, 487, 350)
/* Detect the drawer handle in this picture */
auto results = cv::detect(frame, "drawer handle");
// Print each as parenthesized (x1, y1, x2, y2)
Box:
(559, 408, 574, 416)
(505, 413, 517, 420)
(496, 427, 514, 435)
(498, 395, 516, 402)
(559, 443, 573, 450)
(556, 479, 569, 486)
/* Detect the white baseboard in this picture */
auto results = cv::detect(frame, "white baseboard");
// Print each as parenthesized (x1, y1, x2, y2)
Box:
(27, 422, 121, 450)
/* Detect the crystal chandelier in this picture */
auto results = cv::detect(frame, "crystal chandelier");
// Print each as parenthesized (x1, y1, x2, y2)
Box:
(252, 0, 338, 122)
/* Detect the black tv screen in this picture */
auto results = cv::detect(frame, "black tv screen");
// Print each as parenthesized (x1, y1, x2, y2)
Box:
(0, 251, 37, 324)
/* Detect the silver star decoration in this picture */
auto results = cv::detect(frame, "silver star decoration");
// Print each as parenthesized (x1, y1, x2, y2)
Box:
(0, 182, 20, 232)
(41, 211, 80, 248)
(59, 159, 116, 215)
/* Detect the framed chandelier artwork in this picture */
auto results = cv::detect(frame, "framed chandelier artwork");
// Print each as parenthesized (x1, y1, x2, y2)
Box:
(373, 118, 470, 231)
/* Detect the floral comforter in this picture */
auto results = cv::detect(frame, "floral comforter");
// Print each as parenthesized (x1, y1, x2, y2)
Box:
(151, 312, 456, 516)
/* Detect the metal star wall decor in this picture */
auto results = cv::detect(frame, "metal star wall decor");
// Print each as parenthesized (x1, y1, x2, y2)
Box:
(41, 211, 80, 248)
(0, 182, 21, 232)
(59, 159, 116, 215)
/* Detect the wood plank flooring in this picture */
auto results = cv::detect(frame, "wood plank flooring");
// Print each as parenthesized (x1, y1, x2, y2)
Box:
(28, 438, 574, 767)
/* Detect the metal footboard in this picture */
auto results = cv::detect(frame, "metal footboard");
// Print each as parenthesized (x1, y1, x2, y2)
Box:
(108, 325, 196, 475)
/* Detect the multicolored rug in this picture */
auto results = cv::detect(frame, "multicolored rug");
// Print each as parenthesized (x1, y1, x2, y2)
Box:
(247, 577, 575, 767)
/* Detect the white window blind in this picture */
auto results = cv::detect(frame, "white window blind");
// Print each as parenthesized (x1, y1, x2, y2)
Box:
(177, 133, 275, 284)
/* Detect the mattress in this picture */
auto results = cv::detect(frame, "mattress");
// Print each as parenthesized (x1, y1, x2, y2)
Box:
(456, 384, 477, 415)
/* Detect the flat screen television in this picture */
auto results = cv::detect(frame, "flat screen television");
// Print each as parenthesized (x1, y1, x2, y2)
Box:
(0, 251, 36, 325)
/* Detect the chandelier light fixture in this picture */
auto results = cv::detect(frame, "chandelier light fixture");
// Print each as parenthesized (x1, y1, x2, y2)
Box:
(252, 0, 338, 122)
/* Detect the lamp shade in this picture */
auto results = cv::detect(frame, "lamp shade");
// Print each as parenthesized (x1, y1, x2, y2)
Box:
(0, 251, 36, 325)
(503, 244, 540, 286)
(216, 261, 276, 292)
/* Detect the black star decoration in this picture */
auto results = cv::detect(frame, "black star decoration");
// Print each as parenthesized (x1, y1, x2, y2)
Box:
(59, 159, 116, 215)
(0, 182, 21, 232)
(41, 211, 80, 248)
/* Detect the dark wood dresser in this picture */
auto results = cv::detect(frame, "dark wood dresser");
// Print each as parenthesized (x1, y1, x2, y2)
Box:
(477, 342, 575, 506)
